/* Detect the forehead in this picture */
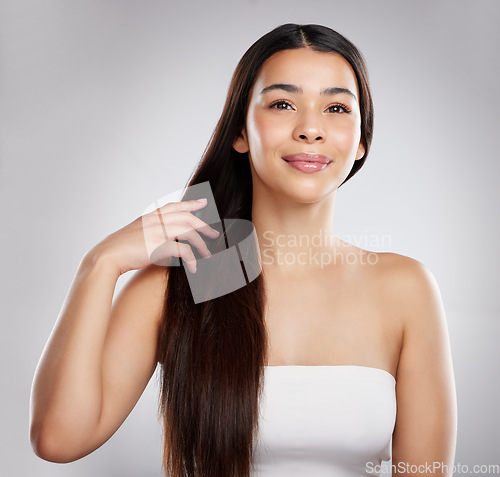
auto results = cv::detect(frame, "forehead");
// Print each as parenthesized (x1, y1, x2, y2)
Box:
(252, 47, 360, 98)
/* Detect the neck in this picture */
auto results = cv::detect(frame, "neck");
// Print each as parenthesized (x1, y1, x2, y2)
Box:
(251, 186, 341, 275)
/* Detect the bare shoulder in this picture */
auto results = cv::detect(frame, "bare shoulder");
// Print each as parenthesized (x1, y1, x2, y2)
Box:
(348, 246, 446, 349)
(333, 240, 438, 314)
(351, 247, 440, 312)
(357, 247, 430, 275)
(362, 253, 458, 464)
(367, 251, 444, 324)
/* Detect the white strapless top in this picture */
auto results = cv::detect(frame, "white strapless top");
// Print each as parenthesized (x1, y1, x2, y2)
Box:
(251, 365, 396, 476)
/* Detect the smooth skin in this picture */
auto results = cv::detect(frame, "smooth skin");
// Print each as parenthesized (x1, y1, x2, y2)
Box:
(30, 47, 457, 474)
(29, 199, 219, 461)
(234, 47, 457, 475)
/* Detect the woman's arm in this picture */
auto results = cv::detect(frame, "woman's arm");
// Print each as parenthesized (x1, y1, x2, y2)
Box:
(29, 249, 166, 463)
(29, 198, 218, 463)
(391, 258, 457, 476)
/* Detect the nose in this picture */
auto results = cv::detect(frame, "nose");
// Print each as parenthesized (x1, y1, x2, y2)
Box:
(293, 112, 326, 143)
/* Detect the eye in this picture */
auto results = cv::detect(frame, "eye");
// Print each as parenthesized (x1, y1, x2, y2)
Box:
(269, 100, 294, 110)
(326, 103, 351, 114)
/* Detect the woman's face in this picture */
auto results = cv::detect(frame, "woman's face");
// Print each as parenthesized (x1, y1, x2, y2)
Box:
(233, 47, 365, 204)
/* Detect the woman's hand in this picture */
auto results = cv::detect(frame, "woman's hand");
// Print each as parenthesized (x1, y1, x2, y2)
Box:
(94, 198, 220, 276)
(30, 198, 220, 462)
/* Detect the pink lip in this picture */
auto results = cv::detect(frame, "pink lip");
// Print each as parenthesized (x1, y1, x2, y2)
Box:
(282, 153, 332, 165)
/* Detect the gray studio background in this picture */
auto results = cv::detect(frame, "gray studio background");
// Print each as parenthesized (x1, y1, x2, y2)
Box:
(1, 1, 499, 476)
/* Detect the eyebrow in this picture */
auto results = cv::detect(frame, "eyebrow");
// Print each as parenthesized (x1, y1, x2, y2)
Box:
(260, 83, 358, 101)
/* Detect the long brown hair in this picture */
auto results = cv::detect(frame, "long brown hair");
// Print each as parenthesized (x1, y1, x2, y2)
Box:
(155, 23, 374, 477)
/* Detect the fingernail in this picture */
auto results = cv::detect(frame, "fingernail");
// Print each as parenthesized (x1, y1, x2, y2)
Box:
(196, 198, 207, 202)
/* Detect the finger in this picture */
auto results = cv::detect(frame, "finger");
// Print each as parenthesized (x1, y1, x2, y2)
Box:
(160, 211, 220, 239)
(158, 198, 208, 214)
(174, 229, 212, 258)
(154, 219, 217, 244)
(174, 241, 198, 274)
(151, 240, 198, 273)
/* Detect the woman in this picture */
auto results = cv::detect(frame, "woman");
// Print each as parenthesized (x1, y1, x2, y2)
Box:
(30, 23, 457, 476)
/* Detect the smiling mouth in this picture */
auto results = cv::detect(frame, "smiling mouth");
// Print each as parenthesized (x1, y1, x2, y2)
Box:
(282, 153, 332, 165)
(282, 158, 332, 173)
(281, 153, 332, 173)
(283, 159, 331, 164)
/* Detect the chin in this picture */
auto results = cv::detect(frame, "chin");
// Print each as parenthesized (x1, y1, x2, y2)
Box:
(280, 185, 336, 205)
(251, 167, 341, 203)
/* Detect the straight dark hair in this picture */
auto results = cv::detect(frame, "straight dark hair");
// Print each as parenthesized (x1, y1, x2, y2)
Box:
(155, 23, 374, 477)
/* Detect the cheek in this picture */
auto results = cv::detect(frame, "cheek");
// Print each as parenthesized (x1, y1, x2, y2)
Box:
(329, 121, 362, 153)
(247, 113, 286, 157)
